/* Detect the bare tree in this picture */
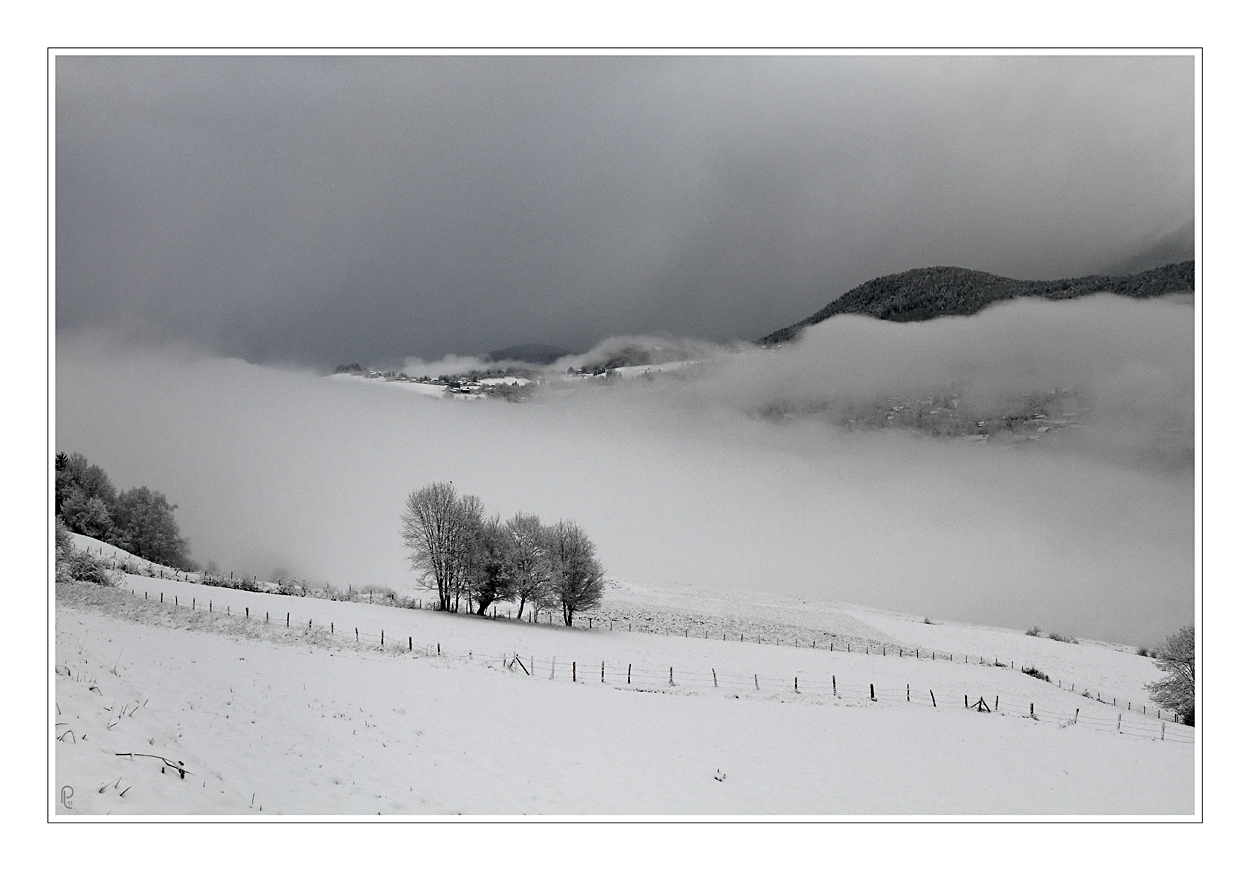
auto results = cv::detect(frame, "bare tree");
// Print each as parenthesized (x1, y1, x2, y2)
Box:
(400, 483, 482, 612)
(470, 514, 513, 615)
(546, 520, 605, 626)
(504, 512, 551, 619)
(1147, 625, 1196, 725)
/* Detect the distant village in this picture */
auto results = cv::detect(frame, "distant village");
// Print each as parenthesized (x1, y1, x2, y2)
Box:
(837, 389, 1089, 442)
(331, 360, 672, 401)
(754, 387, 1089, 443)
(333, 363, 1088, 441)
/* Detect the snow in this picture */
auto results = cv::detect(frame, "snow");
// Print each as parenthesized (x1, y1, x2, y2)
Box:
(54, 541, 1194, 816)
(328, 373, 447, 397)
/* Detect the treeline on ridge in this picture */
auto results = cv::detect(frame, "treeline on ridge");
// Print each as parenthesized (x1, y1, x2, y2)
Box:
(759, 260, 1195, 345)
(54, 452, 193, 570)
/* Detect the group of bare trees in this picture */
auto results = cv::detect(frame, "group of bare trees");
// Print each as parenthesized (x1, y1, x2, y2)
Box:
(401, 483, 605, 625)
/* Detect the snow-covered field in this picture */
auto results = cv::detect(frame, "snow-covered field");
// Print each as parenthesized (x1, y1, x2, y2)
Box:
(53, 539, 1194, 817)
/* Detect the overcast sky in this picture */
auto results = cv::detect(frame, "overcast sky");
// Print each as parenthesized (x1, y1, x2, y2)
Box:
(55, 54, 1194, 367)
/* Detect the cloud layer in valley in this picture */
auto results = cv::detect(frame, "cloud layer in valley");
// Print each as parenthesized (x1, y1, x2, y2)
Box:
(56, 294, 1193, 647)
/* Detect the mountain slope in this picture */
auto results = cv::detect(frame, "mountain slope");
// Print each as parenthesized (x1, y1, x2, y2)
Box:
(758, 261, 1195, 345)
(485, 343, 572, 364)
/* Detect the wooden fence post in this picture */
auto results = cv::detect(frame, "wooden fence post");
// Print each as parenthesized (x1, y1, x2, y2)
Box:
(907, 684, 910, 702)
(669, 667, 674, 686)
(832, 675, 836, 695)
(930, 690, 936, 708)
(572, 662, 576, 682)
(869, 683, 875, 701)
(601, 662, 604, 683)
(712, 669, 717, 687)
(627, 664, 631, 685)
(795, 677, 799, 693)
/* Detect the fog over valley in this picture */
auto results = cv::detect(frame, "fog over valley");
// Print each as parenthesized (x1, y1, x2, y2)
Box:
(56, 293, 1192, 647)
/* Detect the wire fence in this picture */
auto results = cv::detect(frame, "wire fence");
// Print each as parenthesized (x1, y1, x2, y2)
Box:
(100, 582, 1193, 746)
(90, 551, 1175, 716)
(107, 570, 1179, 721)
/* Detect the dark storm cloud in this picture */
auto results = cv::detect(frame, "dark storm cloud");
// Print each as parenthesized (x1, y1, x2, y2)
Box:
(56, 54, 1194, 367)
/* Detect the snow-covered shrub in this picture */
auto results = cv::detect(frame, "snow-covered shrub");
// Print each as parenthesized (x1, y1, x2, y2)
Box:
(1021, 666, 1050, 682)
(54, 521, 121, 587)
(1147, 626, 1195, 726)
(1025, 625, 1042, 637)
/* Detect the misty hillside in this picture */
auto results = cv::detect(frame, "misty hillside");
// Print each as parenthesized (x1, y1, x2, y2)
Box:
(758, 261, 1195, 345)
(486, 344, 572, 364)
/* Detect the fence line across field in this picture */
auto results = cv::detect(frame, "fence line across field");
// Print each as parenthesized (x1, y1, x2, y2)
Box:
(115, 577, 1190, 735)
(119, 580, 1182, 723)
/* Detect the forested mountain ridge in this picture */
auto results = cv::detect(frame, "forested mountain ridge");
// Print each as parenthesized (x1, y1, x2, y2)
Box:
(758, 261, 1195, 345)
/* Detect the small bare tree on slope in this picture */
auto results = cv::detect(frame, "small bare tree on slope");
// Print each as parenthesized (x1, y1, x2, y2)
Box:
(546, 520, 605, 626)
(401, 483, 483, 612)
(505, 512, 552, 620)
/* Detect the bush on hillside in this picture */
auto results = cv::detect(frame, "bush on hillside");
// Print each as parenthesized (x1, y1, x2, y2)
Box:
(1021, 666, 1050, 682)
(55, 518, 121, 587)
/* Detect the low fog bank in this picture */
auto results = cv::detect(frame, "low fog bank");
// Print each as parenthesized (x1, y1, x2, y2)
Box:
(700, 293, 1195, 469)
(549, 335, 739, 372)
(392, 335, 735, 377)
(56, 295, 1193, 646)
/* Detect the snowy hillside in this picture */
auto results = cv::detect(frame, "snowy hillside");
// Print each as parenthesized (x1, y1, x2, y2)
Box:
(54, 539, 1193, 817)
